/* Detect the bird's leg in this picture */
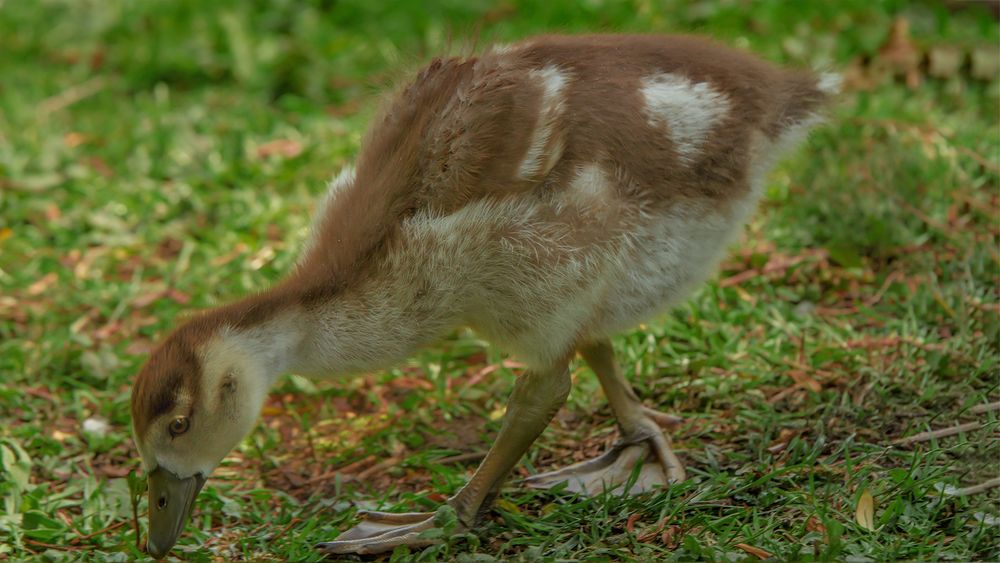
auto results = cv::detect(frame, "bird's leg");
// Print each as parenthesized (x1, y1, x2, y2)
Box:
(317, 360, 572, 555)
(524, 339, 686, 495)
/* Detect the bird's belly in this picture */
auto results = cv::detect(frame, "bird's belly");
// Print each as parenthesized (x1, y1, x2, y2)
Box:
(434, 189, 759, 366)
(586, 198, 754, 339)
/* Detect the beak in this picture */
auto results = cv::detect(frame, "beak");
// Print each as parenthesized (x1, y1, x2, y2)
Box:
(145, 467, 206, 559)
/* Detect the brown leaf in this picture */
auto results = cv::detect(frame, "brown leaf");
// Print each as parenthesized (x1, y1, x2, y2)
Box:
(425, 492, 447, 503)
(855, 489, 875, 530)
(256, 139, 302, 159)
(720, 269, 759, 288)
(63, 132, 88, 148)
(86, 156, 114, 177)
(324, 98, 364, 118)
(636, 516, 670, 543)
(247, 246, 276, 270)
(767, 428, 801, 454)
(877, 18, 922, 72)
(44, 204, 61, 221)
(155, 237, 184, 260)
(24, 386, 54, 400)
(786, 369, 822, 392)
(93, 320, 122, 341)
(125, 339, 155, 356)
(806, 515, 827, 535)
(335, 455, 376, 475)
(626, 513, 641, 533)
(89, 49, 106, 71)
(872, 18, 923, 88)
(132, 287, 166, 308)
(388, 377, 434, 391)
(27, 272, 58, 296)
(97, 464, 131, 479)
(661, 525, 681, 548)
(165, 288, 190, 305)
(261, 405, 284, 417)
(735, 543, 773, 560)
(113, 254, 142, 281)
(52, 430, 72, 442)
(280, 468, 306, 488)
(211, 242, 249, 266)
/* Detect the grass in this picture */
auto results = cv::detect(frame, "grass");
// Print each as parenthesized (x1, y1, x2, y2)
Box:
(1, 0, 998, 561)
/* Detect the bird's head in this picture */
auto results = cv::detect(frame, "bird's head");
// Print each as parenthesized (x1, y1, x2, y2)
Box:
(131, 317, 273, 558)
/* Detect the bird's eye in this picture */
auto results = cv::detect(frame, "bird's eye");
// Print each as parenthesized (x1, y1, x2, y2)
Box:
(168, 416, 190, 437)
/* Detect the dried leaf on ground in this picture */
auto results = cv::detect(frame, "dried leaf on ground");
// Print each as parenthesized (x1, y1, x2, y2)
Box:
(734, 543, 774, 559)
(211, 242, 250, 266)
(856, 489, 876, 530)
(786, 369, 822, 392)
(256, 139, 303, 159)
(806, 515, 827, 535)
(27, 272, 58, 296)
(875, 17, 922, 87)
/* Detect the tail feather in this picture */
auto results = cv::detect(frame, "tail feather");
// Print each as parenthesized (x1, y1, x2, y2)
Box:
(764, 69, 838, 143)
(817, 72, 843, 96)
(758, 69, 839, 158)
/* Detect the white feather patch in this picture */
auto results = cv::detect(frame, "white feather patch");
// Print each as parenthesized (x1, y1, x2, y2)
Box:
(818, 72, 843, 95)
(640, 73, 731, 163)
(571, 164, 610, 201)
(518, 65, 568, 181)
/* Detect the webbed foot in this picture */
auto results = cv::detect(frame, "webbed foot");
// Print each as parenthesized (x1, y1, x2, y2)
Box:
(316, 509, 463, 555)
(524, 412, 686, 495)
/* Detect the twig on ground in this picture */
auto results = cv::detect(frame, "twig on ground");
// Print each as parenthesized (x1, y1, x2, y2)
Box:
(893, 421, 981, 446)
(305, 454, 376, 484)
(957, 146, 1000, 174)
(37, 76, 108, 116)
(970, 402, 1000, 415)
(70, 519, 129, 545)
(945, 477, 1000, 497)
(269, 517, 302, 544)
(356, 456, 403, 481)
(766, 386, 801, 405)
(734, 543, 774, 560)
(335, 454, 378, 474)
(462, 359, 525, 390)
(24, 539, 81, 552)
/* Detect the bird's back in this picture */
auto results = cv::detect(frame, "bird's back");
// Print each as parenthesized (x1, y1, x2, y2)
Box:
(294, 34, 836, 367)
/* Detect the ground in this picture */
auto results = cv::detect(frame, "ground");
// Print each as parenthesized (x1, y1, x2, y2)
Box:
(0, 0, 998, 561)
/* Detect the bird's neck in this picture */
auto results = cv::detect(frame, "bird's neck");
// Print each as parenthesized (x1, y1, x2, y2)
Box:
(214, 278, 446, 383)
(202, 295, 305, 388)
(292, 282, 449, 378)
